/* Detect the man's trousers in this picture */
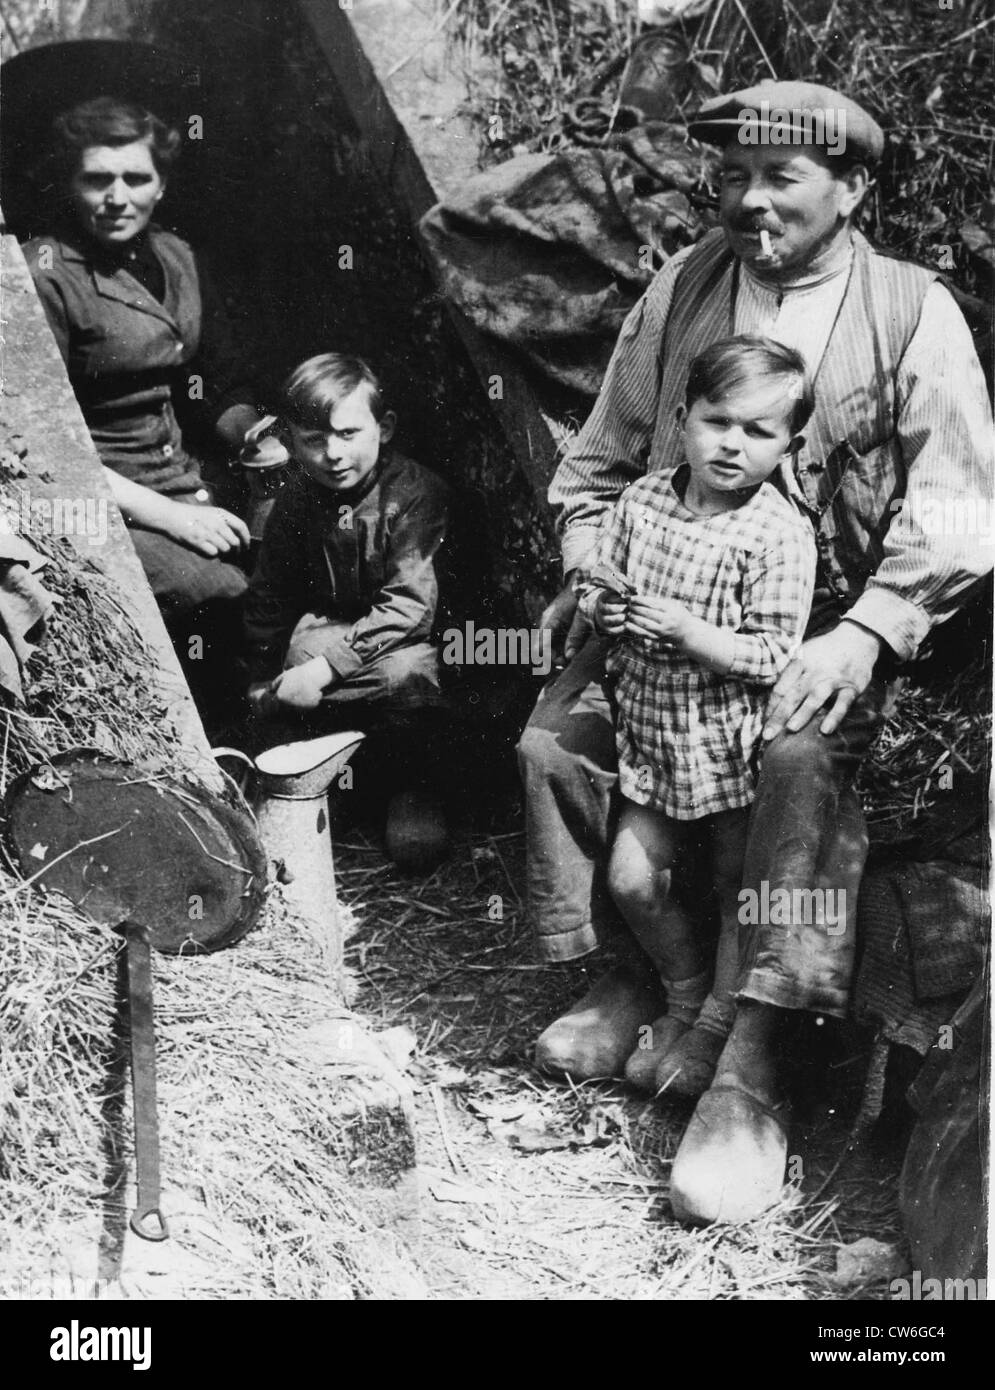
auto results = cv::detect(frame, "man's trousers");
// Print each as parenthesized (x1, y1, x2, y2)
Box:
(517, 634, 891, 1017)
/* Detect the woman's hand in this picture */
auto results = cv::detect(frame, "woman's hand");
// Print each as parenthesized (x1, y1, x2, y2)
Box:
(103, 467, 250, 556)
(625, 595, 691, 646)
(591, 589, 628, 637)
(165, 500, 250, 557)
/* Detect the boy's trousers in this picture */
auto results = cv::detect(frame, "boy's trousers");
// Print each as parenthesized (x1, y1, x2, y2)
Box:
(517, 632, 892, 1019)
(249, 639, 447, 794)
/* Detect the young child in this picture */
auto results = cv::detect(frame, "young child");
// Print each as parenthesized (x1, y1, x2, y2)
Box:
(577, 335, 817, 1098)
(245, 353, 450, 871)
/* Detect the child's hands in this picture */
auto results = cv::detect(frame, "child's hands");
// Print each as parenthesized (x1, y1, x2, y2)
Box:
(625, 596, 691, 647)
(591, 589, 629, 637)
(272, 656, 334, 709)
(249, 657, 334, 713)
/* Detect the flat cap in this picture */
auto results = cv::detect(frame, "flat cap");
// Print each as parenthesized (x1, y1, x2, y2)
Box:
(687, 80, 884, 163)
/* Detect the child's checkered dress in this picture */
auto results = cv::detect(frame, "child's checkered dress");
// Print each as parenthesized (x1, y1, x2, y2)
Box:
(579, 468, 816, 820)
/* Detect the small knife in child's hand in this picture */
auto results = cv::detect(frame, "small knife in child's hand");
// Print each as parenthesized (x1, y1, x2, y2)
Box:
(589, 563, 636, 598)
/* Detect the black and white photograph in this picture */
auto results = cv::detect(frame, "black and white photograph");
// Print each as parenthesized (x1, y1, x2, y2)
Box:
(0, 0, 990, 1335)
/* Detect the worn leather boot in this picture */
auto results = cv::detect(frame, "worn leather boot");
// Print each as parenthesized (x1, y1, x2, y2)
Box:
(534, 961, 668, 1081)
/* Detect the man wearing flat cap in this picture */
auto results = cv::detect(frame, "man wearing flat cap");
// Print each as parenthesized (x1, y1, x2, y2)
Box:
(517, 80, 993, 1221)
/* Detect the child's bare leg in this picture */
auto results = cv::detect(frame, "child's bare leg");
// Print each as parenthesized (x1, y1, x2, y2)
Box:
(608, 799, 711, 1092)
(657, 807, 749, 1098)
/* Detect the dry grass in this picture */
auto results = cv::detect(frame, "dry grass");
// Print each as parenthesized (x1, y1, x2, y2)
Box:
(338, 824, 907, 1300)
(859, 650, 991, 845)
(1, 517, 203, 789)
(0, 875, 426, 1300)
(0, 503, 423, 1301)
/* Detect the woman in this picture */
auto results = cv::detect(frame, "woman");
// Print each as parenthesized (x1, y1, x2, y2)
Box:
(23, 96, 261, 725)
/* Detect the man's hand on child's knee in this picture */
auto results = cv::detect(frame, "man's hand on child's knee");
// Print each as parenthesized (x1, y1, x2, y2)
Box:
(271, 656, 334, 709)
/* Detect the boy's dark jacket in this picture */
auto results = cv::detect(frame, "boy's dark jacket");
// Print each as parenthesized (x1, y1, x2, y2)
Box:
(245, 448, 449, 682)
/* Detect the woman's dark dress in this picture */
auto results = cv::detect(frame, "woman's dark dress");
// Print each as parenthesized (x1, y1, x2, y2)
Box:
(23, 223, 253, 721)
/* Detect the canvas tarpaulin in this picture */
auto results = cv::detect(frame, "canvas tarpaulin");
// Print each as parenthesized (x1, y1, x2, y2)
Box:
(419, 125, 709, 398)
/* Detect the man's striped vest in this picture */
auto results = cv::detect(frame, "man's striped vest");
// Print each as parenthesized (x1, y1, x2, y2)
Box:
(646, 228, 936, 607)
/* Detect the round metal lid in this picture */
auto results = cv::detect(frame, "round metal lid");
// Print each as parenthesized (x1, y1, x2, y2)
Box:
(3, 751, 266, 954)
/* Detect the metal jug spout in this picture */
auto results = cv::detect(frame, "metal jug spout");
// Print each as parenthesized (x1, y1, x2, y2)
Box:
(253, 731, 364, 800)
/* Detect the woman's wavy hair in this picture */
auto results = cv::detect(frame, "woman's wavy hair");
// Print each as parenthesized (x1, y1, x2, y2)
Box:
(48, 96, 181, 184)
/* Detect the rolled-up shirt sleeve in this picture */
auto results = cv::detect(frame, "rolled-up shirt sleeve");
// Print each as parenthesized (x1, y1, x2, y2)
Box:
(551, 248, 694, 577)
(728, 521, 817, 686)
(845, 282, 995, 660)
(574, 500, 632, 622)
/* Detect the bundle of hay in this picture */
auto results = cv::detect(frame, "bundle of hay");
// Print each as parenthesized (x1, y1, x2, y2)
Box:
(859, 651, 991, 848)
(0, 499, 422, 1299)
(0, 879, 423, 1299)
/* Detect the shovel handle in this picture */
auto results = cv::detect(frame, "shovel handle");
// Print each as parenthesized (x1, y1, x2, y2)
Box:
(125, 927, 169, 1241)
(129, 1205, 169, 1242)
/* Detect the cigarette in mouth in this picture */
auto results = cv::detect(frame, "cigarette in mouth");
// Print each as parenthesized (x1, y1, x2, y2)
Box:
(759, 229, 774, 256)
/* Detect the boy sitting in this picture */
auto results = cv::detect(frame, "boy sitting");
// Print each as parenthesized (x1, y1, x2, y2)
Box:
(245, 353, 450, 871)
